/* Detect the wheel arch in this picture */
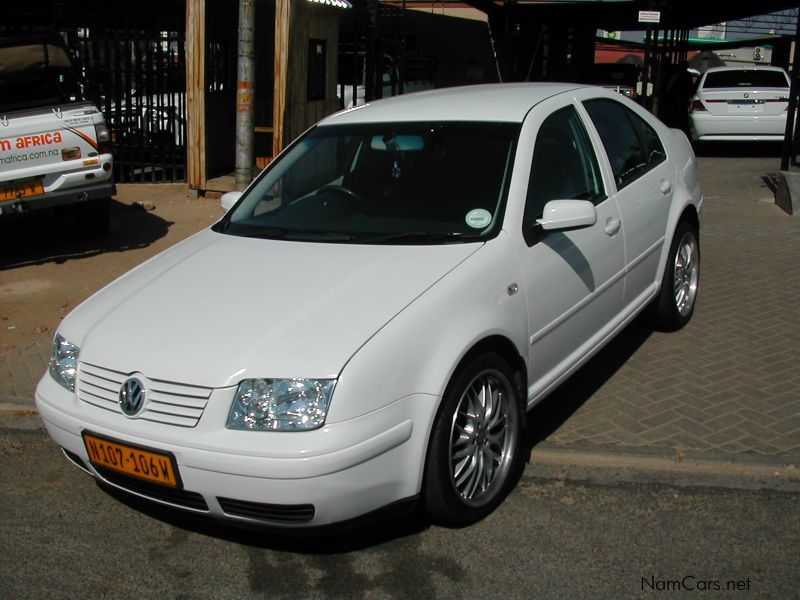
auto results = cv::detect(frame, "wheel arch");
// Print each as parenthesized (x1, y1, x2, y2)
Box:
(678, 203, 700, 235)
(443, 335, 528, 413)
(656, 198, 701, 295)
(423, 332, 529, 472)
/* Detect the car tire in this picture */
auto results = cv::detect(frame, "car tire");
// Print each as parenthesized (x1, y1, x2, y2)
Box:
(655, 221, 700, 330)
(423, 352, 524, 527)
(76, 197, 111, 238)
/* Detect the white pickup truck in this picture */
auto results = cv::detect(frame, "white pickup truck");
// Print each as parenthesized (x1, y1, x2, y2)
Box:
(0, 34, 115, 235)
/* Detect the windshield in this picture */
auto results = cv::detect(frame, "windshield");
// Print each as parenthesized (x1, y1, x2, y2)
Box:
(216, 121, 519, 244)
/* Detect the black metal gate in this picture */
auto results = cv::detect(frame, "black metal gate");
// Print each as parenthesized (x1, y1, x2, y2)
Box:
(2, 1, 187, 183)
(72, 24, 187, 183)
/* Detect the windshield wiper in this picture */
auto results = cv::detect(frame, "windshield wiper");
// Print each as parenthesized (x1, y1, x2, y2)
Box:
(236, 227, 356, 241)
(350, 232, 486, 244)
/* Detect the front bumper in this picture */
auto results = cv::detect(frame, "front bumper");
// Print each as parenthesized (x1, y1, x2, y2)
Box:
(35, 373, 437, 528)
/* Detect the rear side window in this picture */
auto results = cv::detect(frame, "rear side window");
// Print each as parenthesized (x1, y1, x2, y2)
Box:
(583, 98, 666, 190)
(702, 70, 789, 89)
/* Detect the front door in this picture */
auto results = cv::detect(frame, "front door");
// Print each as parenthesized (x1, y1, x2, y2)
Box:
(514, 100, 625, 403)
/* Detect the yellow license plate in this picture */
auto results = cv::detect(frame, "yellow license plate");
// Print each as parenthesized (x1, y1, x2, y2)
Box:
(82, 432, 181, 488)
(0, 179, 44, 202)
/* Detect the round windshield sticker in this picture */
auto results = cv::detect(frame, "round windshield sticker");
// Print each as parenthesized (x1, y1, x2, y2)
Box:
(465, 209, 492, 229)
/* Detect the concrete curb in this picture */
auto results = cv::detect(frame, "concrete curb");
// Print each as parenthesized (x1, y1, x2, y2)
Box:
(527, 443, 800, 493)
(0, 404, 43, 431)
(775, 170, 800, 215)
(0, 402, 39, 416)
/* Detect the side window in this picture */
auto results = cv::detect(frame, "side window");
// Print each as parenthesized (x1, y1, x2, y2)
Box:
(629, 111, 666, 171)
(583, 98, 666, 189)
(523, 105, 605, 231)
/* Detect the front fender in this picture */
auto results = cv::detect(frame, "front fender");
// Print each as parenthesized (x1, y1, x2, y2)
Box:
(327, 232, 528, 424)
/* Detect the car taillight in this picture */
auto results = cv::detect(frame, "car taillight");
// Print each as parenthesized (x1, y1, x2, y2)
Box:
(95, 121, 113, 155)
(690, 99, 706, 112)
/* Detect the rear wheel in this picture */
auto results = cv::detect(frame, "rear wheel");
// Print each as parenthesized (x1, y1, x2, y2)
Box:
(423, 352, 523, 526)
(655, 221, 699, 330)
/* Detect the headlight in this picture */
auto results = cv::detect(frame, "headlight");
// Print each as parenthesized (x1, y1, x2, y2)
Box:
(49, 334, 80, 392)
(227, 378, 336, 431)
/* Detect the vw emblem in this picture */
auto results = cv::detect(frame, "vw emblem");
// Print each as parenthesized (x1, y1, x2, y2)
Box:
(744, 93, 749, 98)
(119, 377, 146, 416)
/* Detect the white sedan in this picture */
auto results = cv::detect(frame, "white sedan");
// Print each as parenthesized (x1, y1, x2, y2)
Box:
(688, 66, 791, 142)
(37, 84, 702, 530)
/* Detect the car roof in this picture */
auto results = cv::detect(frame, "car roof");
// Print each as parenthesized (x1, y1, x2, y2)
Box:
(321, 83, 585, 125)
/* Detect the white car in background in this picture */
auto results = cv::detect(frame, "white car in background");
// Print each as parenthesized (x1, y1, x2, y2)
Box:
(688, 66, 791, 142)
(37, 84, 702, 530)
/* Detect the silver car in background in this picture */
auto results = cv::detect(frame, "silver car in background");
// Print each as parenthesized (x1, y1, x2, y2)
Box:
(688, 66, 791, 143)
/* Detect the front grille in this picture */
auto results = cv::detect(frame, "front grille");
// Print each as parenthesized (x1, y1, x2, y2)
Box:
(217, 497, 315, 523)
(77, 362, 212, 428)
(95, 466, 209, 511)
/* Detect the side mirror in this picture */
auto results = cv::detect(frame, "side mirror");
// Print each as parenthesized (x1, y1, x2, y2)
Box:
(536, 199, 597, 231)
(220, 191, 243, 213)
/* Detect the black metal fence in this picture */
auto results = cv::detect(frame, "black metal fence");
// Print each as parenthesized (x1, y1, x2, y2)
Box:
(71, 25, 187, 183)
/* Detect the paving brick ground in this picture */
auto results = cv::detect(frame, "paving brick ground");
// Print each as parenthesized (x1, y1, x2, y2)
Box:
(539, 155, 800, 464)
(2, 157, 799, 467)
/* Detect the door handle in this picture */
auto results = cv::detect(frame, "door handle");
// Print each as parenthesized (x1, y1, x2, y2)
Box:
(660, 179, 672, 194)
(604, 217, 621, 236)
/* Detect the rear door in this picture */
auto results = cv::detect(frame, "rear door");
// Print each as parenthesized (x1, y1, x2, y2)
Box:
(580, 95, 673, 310)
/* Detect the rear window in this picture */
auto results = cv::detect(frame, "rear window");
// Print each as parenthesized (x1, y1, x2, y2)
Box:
(702, 70, 789, 89)
(0, 42, 83, 112)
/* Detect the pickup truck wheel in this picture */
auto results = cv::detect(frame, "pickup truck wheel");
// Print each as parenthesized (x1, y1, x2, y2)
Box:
(76, 197, 110, 238)
(655, 221, 699, 330)
(423, 352, 523, 526)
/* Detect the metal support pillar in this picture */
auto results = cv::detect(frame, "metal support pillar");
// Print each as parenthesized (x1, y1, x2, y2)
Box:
(365, 0, 378, 102)
(780, 16, 800, 171)
(235, 0, 256, 190)
(640, 0, 654, 109)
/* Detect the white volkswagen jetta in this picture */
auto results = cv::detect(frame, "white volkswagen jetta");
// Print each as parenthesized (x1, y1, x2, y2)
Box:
(37, 84, 702, 529)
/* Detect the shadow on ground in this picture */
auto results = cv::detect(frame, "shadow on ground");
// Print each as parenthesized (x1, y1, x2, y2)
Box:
(524, 313, 653, 450)
(0, 199, 172, 270)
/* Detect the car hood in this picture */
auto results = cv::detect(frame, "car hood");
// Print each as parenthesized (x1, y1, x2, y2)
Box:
(63, 229, 481, 388)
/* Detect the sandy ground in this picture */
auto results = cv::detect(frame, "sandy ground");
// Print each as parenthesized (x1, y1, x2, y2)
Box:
(0, 184, 221, 359)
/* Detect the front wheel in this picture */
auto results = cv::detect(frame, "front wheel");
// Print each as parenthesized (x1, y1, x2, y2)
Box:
(423, 353, 524, 526)
(654, 221, 700, 330)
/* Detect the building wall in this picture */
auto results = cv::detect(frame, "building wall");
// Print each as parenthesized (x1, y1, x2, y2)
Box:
(283, 1, 341, 147)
